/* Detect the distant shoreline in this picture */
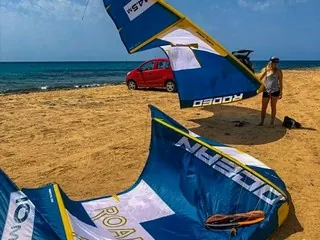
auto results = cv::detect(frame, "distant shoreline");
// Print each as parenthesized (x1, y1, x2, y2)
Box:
(0, 65, 320, 96)
(0, 61, 144, 64)
(0, 82, 126, 96)
(1, 68, 319, 97)
(1, 60, 320, 63)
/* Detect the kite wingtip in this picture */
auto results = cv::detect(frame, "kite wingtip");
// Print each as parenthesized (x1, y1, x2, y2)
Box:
(112, 194, 120, 202)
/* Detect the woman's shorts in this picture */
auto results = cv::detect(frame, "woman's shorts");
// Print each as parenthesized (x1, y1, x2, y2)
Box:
(263, 90, 280, 98)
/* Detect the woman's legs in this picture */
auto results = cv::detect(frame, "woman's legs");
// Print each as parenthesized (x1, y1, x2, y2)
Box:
(258, 96, 270, 126)
(270, 96, 279, 127)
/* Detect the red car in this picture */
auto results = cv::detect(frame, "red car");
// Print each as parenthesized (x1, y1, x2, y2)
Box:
(125, 58, 176, 92)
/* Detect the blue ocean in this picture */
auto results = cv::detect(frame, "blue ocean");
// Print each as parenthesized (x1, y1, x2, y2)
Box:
(0, 61, 319, 94)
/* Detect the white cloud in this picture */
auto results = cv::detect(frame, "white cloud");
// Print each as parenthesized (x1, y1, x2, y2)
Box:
(0, 0, 159, 61)
(285, 0, 308, 3)
(0, 0, 106, 22)
(237, 0, 270, 11)
(0, 0, 117, 61)
(237, 0, 308, 11)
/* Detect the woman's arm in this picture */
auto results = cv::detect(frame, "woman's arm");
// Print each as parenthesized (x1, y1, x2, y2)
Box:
(259, 67, 267, 81)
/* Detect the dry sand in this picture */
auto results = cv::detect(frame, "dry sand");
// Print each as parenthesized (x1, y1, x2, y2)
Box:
(0, 69, 319, 239)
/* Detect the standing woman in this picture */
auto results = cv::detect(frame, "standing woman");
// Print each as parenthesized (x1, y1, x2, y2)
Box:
(258, 56, 283, 127)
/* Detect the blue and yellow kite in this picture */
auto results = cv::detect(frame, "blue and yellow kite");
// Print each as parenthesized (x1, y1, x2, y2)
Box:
(0, 105, 289, 239)
(103, 0, 264, 108)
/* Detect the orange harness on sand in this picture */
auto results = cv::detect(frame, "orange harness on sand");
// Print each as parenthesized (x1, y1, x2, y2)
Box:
(205, 210, 265, 236)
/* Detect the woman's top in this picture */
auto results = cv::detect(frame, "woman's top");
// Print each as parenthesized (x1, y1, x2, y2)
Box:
(264, 68, 280, 93)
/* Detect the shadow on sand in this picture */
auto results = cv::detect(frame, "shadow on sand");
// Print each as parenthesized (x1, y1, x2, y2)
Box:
(137, 88, 177, 93)
(189, 105, 287, 145)
(270, 193, 304, 239)
(188, 106, 304, 238)
(293, 126, 317, 131)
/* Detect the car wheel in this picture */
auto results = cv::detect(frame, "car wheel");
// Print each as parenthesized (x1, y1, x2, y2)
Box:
(127, 80, 137, 90)
(165, 80, 175, 92)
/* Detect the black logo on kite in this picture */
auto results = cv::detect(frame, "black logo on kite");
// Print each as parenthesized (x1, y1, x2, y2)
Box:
(9, 196, 31, 239)
(127, 0, 149, 14)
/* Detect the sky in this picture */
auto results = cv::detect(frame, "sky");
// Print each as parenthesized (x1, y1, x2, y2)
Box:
(0, 0, 319, 62)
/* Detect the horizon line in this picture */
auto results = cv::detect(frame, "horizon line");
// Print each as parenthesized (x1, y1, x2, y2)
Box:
(1, 59, 320, 63)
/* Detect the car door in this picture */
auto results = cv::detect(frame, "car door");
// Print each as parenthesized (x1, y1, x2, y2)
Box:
(150, 60, 170, 87)
(139, 60, 158, 87)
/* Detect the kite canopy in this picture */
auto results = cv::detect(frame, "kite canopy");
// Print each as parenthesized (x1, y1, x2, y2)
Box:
(103, 0, 264, 108)
(0, 105, 289, 239)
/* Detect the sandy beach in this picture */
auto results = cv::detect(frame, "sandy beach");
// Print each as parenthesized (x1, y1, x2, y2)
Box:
(0, 69, 319, 239)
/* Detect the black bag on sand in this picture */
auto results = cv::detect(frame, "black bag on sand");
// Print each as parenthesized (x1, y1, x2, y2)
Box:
(282, 116, 301, 129)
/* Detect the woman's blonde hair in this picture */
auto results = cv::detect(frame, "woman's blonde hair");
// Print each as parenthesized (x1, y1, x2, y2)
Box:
(263, 61, 277, 75)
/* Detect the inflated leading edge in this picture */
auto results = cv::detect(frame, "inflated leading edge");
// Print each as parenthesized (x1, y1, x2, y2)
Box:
(0, 105, 289, 239)
(103, 0, 264, 108)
